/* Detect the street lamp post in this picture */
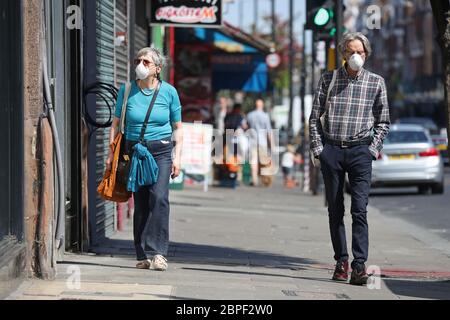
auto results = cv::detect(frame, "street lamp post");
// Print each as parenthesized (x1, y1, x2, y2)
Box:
(335, 0, 344, 66)
(300, 25, 307, 190)
(254, 0, 258, 34)
(288, 0, 294, 141)
(271, 0, 275, 43)
(239, 0, 243, 30)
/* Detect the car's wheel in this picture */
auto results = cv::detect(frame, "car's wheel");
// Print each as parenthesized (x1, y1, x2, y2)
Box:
(418, 185, 431, 195)
(431, 182, 444, 194)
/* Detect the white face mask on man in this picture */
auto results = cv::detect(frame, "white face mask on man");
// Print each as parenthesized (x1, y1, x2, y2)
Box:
(135, 62, 150, 80)
(347, 53, 365, 71)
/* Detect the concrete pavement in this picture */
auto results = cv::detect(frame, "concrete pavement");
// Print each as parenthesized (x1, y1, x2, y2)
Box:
(7, 175, 450, 300)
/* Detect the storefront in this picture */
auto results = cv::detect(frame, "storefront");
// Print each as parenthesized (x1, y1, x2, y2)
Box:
(174, 23, 271, 123)
(0, 0, 25, 272)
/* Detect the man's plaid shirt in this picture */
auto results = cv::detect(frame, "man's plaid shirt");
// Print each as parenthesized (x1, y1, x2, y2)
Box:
(309, 66, 390, 159)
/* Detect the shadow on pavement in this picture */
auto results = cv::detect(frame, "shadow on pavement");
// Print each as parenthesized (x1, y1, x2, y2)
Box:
(181, 266, 341, 285)
(369, 191, 419, 197)
(58, 260, 137, 270)
(88, 238, 321, 270)
(383, 279, 450, 300)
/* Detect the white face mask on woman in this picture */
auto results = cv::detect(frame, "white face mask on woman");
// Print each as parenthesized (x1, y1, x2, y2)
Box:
(347, 53, 365, 71)
(135, 62, 150, 80)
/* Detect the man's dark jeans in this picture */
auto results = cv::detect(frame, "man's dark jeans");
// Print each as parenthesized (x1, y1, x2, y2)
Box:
(320, 143, 373, 270)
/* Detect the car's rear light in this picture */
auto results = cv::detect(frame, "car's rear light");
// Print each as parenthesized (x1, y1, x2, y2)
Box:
(419, 148, 439, 157)
(377, 153, 383, 160)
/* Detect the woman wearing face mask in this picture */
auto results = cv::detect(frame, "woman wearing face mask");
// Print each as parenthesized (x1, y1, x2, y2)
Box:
(106, 47, 183, 271)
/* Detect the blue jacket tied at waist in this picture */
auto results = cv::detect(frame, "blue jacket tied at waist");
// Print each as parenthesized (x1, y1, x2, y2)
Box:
(127, 143, 159, 193)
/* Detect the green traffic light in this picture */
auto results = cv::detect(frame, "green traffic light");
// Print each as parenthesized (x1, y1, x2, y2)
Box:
(314, 8, 331, 26)
(330, 27, 336, 36)
(330, 26, 347, 36)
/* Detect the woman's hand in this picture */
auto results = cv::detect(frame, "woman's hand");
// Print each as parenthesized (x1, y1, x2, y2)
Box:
(171, 158, 181, 179)
(106, 117, 120, 171)
(105, 151, 114, 171)
(171, 122, 183, 180)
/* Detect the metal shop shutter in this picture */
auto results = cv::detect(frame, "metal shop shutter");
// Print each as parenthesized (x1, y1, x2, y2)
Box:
(134, 24, 147, 54)
(115, 0, 129, 87)
(95, 0, 116, 242)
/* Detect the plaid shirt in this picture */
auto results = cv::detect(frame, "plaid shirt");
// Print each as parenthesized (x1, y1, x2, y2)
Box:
(309, 66, 390, 159)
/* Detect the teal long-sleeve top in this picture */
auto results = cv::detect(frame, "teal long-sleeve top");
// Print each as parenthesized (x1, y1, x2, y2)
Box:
(115, 80, 182, 142)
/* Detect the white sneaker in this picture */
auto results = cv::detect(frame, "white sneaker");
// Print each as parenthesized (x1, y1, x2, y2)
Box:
(150, 255, 168, 271)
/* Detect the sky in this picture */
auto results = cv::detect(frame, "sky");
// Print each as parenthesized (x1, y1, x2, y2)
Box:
(222, 0, 307, 45)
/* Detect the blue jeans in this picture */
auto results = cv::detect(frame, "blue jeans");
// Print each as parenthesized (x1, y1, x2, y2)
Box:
(126, 137, 173, 260)
(320, 143, 373, 269)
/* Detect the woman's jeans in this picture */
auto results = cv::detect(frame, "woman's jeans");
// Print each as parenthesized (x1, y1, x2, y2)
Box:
(126, 137, 173, 261)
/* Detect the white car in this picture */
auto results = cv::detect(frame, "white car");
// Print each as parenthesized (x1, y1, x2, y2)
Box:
(371, 124, 444, 194)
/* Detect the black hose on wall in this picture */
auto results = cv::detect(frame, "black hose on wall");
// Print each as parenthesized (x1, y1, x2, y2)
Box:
(83, 82, 119, 136)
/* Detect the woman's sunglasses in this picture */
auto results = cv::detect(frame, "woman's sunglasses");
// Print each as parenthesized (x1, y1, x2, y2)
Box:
(134, 58, 154, 67)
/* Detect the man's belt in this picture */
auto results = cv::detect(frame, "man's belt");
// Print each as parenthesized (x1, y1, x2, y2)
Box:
(324, 137, 372, 148)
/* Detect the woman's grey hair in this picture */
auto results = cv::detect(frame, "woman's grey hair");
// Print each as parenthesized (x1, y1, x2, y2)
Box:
(136, 46, 167, 68)
(338, 32, 372, 59)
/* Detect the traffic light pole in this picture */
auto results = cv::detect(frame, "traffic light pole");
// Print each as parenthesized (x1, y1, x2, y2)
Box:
(308, 31, 317, 194)
(335, 0, 343, 66)
(300, 25, 307, 186)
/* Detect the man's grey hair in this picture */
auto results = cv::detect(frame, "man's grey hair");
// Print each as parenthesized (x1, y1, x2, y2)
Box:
(338, 32, 372, 59)
(136, 46, 166, 68)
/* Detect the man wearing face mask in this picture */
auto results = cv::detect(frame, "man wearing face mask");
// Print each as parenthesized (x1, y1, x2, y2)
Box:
(309, 32, 390, 285)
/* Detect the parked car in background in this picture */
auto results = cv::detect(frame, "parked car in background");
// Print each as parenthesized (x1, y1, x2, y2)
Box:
(371, 124, 444, 194)
(431, 134, 449, 166)
(395, 117, 439, 135)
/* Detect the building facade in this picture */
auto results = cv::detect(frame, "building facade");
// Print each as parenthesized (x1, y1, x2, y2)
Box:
(355, 0, 445, 126)
(0, 0, 165, 298)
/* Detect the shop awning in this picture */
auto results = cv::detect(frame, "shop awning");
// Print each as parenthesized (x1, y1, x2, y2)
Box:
(176, 23, 272, 93)
(202, 23, 271, 93)
(210, 53, 268, 92)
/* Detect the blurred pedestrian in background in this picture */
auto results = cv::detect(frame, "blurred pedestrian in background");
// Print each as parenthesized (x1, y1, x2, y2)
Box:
(282, 144, 297, 188)
(222, 103, 248, 185)
(214, 96, 228, 136)
(246, 98, 273, 187)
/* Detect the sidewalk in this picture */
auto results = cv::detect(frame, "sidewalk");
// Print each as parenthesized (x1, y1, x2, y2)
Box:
(7, 176, 450, 300)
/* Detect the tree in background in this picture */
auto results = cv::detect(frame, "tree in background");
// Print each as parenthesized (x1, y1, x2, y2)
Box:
(430, 0, 450, 147)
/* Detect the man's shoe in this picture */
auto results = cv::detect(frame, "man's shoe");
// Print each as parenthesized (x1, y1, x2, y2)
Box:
(350, 266, 369, 286)
(332, 261, 349, 281)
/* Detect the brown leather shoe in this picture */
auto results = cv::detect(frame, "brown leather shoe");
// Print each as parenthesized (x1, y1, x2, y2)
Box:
(332, 261, 349, 281)
(136, 259, 151, 269)
(350, 267, 369, 285)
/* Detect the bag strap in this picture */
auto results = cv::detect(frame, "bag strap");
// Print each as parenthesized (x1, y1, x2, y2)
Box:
(119, 82, 132, 134)
(139, 81, 162, 143)
(324, 70, 337, 114)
